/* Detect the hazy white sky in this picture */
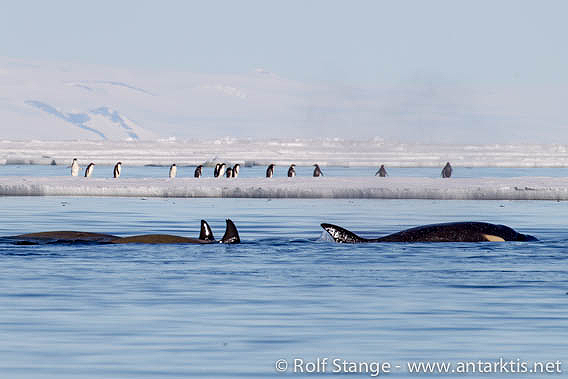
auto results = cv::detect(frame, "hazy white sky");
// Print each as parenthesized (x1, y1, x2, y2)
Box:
(2, 0, 567, 142)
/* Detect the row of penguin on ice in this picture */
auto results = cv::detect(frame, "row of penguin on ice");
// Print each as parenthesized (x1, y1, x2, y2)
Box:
(70, 159, 454, 178)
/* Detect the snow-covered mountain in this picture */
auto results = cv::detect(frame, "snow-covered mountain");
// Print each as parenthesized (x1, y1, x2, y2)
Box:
(1, 57, 565, 143)
(0, 58, 313, 141)
(24, 101, 157, 140)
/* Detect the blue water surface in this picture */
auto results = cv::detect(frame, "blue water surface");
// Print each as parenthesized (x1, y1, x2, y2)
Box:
(0, 172, 567, 378)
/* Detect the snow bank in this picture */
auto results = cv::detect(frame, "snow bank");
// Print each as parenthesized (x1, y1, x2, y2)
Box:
(2, 139, 568, 168)
(1, 177, 567, 200)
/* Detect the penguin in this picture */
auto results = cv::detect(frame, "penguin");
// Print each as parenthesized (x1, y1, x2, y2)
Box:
(226, 167, 233, 178)
(313, 164, 323, 177)
(71, 158, 79, 177)
(217, 163, 226, 178)
(266, 164, 275, 178)
(84, 162, 95, 178)
(113, 162, 122, 178)
(195, 165, 203, 178)
(169, 163, 177, 178)
(213, 163, 220, 178)
(375, 164, 387, 177)
(287, 164, 296, 178)
(232, 164, 240, 178)
(441, 162, 452, 178)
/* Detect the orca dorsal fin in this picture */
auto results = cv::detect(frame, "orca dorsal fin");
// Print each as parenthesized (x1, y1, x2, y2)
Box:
(199, 220, 215, 241)
(321, 223, 368, 243)
(221, 219, 240, 244)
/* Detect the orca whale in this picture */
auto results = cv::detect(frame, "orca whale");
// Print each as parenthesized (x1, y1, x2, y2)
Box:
(321, 221, 537, 243)
(8, 219, 240, 245)
(113, 219, 240, 244)
(9, 230, 119, 244)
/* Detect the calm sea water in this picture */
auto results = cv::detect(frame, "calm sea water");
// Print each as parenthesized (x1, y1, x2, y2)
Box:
(0, 167, 567, 378)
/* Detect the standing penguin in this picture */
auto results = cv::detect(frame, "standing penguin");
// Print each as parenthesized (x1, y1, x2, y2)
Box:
(194, 165, 202, 178)
(217, 163, 227, 178)
(213, 163, 220, 178)
(169, 164, 177, 178)
(71, 158, 80, 177)
(313, 164, 323, 177)
(232, 164, 240, 178)
(226, 166, 233, 178)
(441, 162, 452, 178)
(113, 162, 122, 178)
(287, 164, 296, 177)
(375, 164, 387, 177)
(266, 164, 275, 178)
(84, 162, 95, 178)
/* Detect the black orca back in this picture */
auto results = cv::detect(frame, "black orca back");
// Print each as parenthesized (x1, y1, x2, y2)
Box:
(321, 221, 537, 243)
(376, 222, 537, 242)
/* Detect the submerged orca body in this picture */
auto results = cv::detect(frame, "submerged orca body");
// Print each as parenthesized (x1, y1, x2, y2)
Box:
(10, 231, 119, 244)
(9, 219, 240, 245)
(113, 219, 240, 244)
(321, 222, 537, 243)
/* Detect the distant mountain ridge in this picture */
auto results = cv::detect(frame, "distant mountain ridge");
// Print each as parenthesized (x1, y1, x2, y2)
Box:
(2, 57, 557, 143)
(24, 101, 157, 140)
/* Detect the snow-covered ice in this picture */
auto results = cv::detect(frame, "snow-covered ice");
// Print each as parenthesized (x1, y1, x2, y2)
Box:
(2, 139, 568, 199)
(2, 139, 568, 167)
(1, 177, 567, 200)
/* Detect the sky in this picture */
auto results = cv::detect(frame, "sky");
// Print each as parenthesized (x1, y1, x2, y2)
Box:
(1, 0, 567, 143)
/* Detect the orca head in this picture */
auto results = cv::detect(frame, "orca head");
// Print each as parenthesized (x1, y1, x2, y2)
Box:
(517, 233, 538, 242)
(321, 223, 367, 243)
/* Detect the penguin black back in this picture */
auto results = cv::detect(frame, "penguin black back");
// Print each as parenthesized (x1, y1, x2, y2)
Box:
(85, 162, 95, 178)
(442, 162, 452, 178)
(194, 165, 202, 178)
(232, 164, 240, 178)
(217, 163, 226, 178)
(287, 164, 296, 177)
(113, 162, 122, 178)
(169, 163, 177, 178)
(266, 164, 275, 178)
(313, 164, 323, 177)
(376, 164, 387, 177)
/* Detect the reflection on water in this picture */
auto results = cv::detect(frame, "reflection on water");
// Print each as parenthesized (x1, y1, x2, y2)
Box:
(0, 197, 567, 378)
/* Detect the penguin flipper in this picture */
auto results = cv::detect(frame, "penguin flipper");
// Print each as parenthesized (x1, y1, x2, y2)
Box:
(221, 219, 240, 244)
(199, 220, 215, 241)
